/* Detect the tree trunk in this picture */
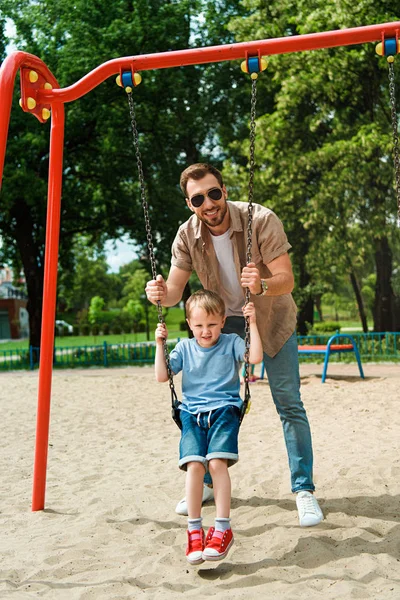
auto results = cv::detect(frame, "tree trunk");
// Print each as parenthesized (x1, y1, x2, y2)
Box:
(182, 281, 193, 338)
(144, 302, 150, 341)
(349, 270, 369, 333)
(296, 240, 313, 335)
(314, 294, 323, 322)
(297, 293, 314, 335)
(394, 296, 400, 331)
(373, 235, 396, 332)
(12, 202, 45, 350)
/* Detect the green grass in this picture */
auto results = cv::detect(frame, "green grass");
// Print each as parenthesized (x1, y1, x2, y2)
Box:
(0, 307, 188, 351)
(0, 330, 189, 351)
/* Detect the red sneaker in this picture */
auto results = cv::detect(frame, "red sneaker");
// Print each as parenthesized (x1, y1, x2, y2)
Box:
(186, 529, 205, 565)
(202, 527, 234, 561)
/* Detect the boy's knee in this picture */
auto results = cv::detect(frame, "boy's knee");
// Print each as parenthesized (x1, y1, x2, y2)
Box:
(208, 458, 228, 475)
(187, 461, 206, 474)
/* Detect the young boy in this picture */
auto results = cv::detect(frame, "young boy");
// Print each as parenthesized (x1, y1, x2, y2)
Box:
(155, 289, 263, 565)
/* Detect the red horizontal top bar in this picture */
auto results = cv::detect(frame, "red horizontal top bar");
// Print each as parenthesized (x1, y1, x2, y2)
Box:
(26, 21, 399, 104)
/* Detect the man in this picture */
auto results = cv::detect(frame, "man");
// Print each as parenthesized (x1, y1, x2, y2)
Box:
(145, 163, 323, 527)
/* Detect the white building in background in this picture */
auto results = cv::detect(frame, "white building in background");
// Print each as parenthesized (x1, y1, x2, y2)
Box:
(0, 266, 13, 285)
(0, 266, 28, 339)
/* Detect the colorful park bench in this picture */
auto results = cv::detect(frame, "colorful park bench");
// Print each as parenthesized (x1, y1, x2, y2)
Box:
(260, 333, 365, 383)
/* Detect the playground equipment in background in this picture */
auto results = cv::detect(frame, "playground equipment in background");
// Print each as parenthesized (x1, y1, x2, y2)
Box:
(259, 333, 365, 383)
(1, 22, 400, 511)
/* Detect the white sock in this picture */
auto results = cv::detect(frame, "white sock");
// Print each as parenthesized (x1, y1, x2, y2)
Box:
(188, 517, 202, 532)
(215, 517, 231, 532)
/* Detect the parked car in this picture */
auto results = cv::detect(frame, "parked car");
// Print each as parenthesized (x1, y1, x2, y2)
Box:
(55, 320, 73, 334)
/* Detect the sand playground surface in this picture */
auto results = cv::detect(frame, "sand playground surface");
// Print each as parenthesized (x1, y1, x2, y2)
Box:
(0, 362, 399, 599)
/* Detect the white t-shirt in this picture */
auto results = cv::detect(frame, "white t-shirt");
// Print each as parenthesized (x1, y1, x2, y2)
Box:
(210, 229, 244, 317)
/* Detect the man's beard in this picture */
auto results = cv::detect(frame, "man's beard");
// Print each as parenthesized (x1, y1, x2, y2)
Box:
(198, 203, 228, 229)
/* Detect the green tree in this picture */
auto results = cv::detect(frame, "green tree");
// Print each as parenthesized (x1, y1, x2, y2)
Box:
(57, 242, 122, 313)
(88, 295, 105, 326)
(121, 267, 153, 339)
(121, 268, 150, 303)
(123, 299, 144, 334)
(225, 0, 400, 332)
(118, 259, 144, 280)
(1, 0, 237, 346)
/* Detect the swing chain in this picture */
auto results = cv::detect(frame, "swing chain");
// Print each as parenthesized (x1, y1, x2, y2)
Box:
(127, 92, 158, 283)
(246, 78, 257, 268)
(388, 62, 400, 227)
(240, 76, 257, 423)
(126, 91, 178, 400)
(244, 78, 257, 370)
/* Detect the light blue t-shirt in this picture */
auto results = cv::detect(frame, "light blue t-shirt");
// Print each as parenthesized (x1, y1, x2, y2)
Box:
(169, 333, 245, 414)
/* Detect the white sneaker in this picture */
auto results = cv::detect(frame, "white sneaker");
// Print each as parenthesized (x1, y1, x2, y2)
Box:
(296, 491, 324, 527)
(175, 485, 214, 516)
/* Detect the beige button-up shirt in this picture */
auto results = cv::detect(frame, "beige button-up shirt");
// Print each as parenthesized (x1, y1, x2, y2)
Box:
(171, 201, 297, 357)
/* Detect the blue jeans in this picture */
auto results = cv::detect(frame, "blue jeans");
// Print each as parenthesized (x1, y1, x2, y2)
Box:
(179, 405, 240, 471)
(208, 317, 315, 493)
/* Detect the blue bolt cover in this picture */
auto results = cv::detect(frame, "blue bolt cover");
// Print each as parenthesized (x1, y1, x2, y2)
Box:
(247, 56, 260, 74)
(121, 71, 134, 87)
(384, 38, 397, 56)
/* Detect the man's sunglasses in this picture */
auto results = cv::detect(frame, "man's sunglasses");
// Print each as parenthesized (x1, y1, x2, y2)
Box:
(189, 187, 223, 208)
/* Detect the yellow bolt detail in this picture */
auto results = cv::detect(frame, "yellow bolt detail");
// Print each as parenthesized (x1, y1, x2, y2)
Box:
(387, 55, 395, 63)
(133, 73, 142, 86)
(240, 60, 248, 73)
(29, 70, 39, 83)
(125, 86, 133, 93)
(42, 108, 51, 120)
(116, 75, 123, 87)
(44, 82, 53, 90)
(27, 97, 36, 110)
(375, 42, 383, 56)
(250, 72, 258, 80)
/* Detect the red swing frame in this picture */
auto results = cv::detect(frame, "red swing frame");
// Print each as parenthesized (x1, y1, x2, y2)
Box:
(0, 21, 398, 511)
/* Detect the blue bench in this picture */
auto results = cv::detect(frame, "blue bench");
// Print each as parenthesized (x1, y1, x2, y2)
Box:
(260, 333, 364, 383)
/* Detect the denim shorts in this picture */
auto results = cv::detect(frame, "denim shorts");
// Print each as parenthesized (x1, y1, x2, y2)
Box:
(179, 405, 240, 472)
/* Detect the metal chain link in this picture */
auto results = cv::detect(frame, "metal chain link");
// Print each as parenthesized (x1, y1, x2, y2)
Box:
(127, 91, 177, 397)
(388, 61, 400, 228)
(243, 78, 257, 385)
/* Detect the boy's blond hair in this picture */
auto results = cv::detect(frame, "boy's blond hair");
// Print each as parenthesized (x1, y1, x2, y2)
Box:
(186, 289, 225, 319)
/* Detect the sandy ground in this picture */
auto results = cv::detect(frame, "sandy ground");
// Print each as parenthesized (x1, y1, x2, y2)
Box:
(0, 362, 399, 599)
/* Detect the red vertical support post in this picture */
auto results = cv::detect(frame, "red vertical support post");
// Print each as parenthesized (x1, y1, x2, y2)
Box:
(31, 102, 65, 511)
(0, 84, 12, 189)
(0, 55, 20, 188)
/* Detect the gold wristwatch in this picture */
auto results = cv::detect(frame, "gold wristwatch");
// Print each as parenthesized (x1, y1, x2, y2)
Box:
(256, 279, 269, 296)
